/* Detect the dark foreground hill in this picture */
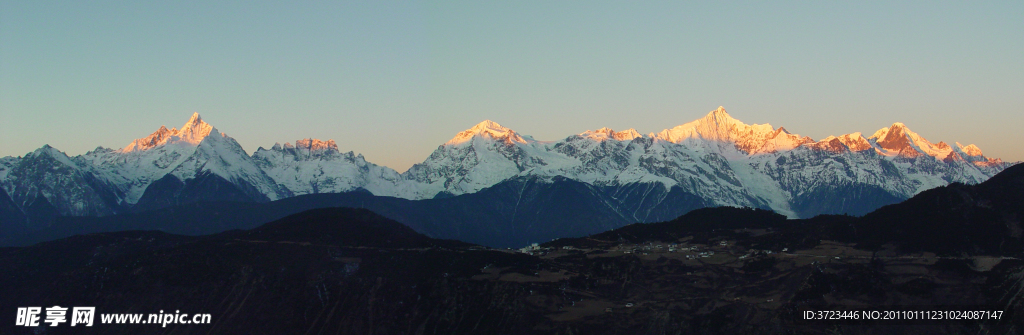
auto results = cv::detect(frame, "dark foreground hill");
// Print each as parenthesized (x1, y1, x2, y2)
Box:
(1, 208, 551, 334)
(854, 162, 1024, 255)
(4, 163, 1024, 335)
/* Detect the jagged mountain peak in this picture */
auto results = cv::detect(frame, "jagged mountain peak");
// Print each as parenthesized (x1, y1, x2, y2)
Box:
(268, 138, 340, 153)
(184, 112, 203, 126)
(471, 120, 505, 131)
(949, 142, 1003, 167)
(871, 122, 918, 156)
(176, 112, 214, 144)
(295, 138, 338, 152)
(868, 122, 957, 159)
(28, 145, 76, 167)
(580, 127, 642, 141)
(809, 136, 850, 154)
(165, 126, 286, 201)
(656, 107, 773, 141)
(654, 106, 810, 154)
(34, 144, 55, 152)
(445, 120, 527, 145)
(808, 132, 873, 154)
(708, 105, 732, 119)
(809, 133, 870, 152)
(870, 122, 911, 142)
(121, 113, 215, 152)
(695, 106, 746, 132)
(956, 142, 984, 157)
(836, 132, 872, 151)
(865, 123, 999, 165)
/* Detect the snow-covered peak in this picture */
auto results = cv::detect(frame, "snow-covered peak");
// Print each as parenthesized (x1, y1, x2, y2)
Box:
(178, 112, 213, 143)
(870, 122, 919, 156)
(809, 132, 872, 153)
(869, 122, 955, 158)
(808, 136, 850, 154)
(121, 113, 215, 152)
(655, 106, 748, 142)
(29, 145, 78, 168)
(947, 142, 1003, 166)
(260, 139, 340, 156)
(252, 138, 410, 198)
(654, 107, 810, 154)
(121, 126, 174, 152)
(580, 127, 643, 141)
(956, 142, 984, 157)
(167, 127, 286, 201)
(256, 138, 342, 161)
(836, 132, 872, 151)
(870, 122, 904, 142)
(295, 138, 338, 152)
(270, 138, 340, 154)
(445, 120, 527, 145)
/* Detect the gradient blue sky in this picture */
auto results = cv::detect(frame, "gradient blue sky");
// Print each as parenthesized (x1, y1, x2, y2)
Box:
(2, 1, 1022, 171)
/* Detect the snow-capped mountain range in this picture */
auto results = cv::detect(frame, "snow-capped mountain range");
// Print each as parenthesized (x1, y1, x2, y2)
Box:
(0, 107, 1011, 227)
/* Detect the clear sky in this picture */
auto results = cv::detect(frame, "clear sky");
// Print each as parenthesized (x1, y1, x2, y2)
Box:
(2, 1, 1022, 171)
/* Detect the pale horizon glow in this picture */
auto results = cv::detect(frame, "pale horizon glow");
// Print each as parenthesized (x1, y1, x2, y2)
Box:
(2, 2, 1022, 171)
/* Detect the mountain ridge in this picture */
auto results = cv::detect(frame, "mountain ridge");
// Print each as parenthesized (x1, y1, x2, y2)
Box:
(0, 107, 1014, 232)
